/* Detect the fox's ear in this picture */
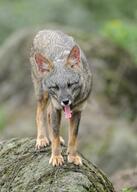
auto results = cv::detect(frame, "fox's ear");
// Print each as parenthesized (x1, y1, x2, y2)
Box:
(67, 45, 80, 68)
(35, 53, 52, 73)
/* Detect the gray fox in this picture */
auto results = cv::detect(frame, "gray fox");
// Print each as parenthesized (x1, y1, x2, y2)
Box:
(30, 30, 92, 166)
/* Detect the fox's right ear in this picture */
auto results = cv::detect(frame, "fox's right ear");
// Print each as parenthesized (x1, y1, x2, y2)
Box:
(67, 45, 81, 68)
(35, 53, 52, 73)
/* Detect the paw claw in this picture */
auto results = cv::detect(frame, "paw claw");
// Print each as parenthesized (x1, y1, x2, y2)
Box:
(49, 155, 64, 166)
(36, 137, 49, 149)
(68, 154, 82, 165)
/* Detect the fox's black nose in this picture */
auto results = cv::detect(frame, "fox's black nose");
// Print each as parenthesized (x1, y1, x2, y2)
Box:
(62, 99, 69, 105)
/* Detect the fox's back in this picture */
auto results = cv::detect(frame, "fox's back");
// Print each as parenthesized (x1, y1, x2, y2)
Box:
(32, 30, 75, 63)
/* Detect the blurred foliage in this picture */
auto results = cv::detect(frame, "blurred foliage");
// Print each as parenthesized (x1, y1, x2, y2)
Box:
(0, 0, 137, 45)
(122, 188, 134, 192)
(101, 20, 137, 64)
(74, 0, 137, 21)
(0, 0, 92, 44)
(0, 107, 6, 131)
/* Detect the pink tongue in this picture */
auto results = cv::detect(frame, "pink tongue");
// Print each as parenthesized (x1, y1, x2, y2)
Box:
(64, 105, 72, 119)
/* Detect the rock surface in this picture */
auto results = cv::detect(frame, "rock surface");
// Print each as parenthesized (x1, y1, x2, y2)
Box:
(0, 138, 115, 192)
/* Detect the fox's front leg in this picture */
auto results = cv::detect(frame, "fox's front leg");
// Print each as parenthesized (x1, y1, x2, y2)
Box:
(47, 103, 65, 146)
(36, 93, 49, 149)
(49, 105, 64, 166)
(67, 111, 82, 165)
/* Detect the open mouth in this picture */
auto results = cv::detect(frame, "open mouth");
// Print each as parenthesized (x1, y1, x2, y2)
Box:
(61, 100, 72, 119)
(63, 105, 72, 119)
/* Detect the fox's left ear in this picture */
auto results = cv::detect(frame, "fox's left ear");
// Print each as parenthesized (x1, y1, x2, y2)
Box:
(67, 45, 80, 68)
(35, 53, 52, 73)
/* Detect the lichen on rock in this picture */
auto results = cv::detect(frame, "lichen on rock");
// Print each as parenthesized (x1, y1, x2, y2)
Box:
(0, 138, 115, 192)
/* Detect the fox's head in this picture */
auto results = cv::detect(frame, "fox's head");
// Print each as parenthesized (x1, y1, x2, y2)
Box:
(33, 45, 83, 114)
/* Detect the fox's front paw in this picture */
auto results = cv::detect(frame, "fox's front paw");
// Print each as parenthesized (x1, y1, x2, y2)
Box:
(68, 154, 82, 165)
(49, 154, 64, 166)
(36, 137, 49, 149)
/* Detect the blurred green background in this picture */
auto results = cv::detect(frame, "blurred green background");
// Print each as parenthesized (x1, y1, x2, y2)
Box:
(0, 0, 137, 191)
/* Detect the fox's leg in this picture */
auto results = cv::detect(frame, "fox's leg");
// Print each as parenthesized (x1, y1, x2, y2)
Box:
(36, 93, 49, 149)
(47, 103, 65, 145)
(67, 111, 82, 165)
(48, 104, 64, 166)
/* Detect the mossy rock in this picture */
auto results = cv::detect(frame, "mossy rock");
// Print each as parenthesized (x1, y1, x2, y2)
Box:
(0, 138, 115, 192)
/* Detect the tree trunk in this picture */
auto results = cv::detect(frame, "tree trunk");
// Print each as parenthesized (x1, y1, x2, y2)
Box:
(0, 138, 115, 192)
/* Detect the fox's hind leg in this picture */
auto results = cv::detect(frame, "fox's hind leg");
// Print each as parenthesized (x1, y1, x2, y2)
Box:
(36, 92, 49, 149)
(67, 111, 82, 165)
(48, 103, 64, 166)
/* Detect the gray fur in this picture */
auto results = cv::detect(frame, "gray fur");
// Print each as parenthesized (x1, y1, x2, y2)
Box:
(30, 29, 92, 111)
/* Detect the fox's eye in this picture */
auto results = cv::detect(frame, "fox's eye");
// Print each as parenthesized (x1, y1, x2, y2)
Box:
(67, 82, 78, 88)
(67, 82, 75, 88)
(49, 85, 59, 90)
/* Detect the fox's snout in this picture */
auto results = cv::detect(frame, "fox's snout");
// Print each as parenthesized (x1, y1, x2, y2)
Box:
(61, 99, 72, 106)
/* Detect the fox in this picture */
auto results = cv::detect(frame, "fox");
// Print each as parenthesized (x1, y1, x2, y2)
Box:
(30, 30, 92, 166)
